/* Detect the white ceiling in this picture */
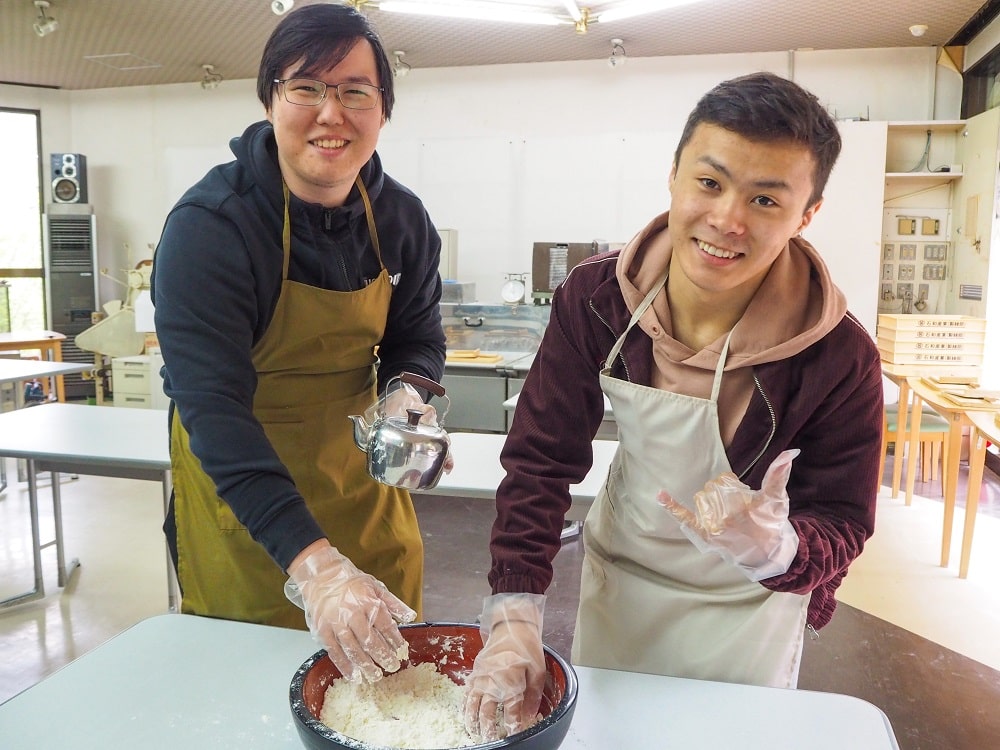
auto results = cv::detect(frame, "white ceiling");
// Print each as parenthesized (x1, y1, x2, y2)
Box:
(0, 0, 993, 92)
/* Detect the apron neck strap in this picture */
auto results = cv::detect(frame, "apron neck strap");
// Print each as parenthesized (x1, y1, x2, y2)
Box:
(280, 175, 383, 281)
(354, 174, 383, 266)
(605, 271, 668, 368)
(604, 269, 735, 403)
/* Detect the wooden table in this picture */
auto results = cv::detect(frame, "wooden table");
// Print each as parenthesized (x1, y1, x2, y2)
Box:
(0, 330, 68, 401)
(0, 613, 901, 748)
(961, 410, 1000, 578)
(904, 377, 1000, 577)
(880, 368, 912, 499)
(0, 402, 175, 610)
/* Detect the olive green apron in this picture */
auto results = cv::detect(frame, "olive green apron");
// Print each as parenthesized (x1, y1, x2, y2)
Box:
(171, 176, 423, 627)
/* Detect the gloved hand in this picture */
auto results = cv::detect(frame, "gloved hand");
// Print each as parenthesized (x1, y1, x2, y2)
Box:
(464, 593, 546, 742)
(284, 544, 416, 683)
(370, 381, 439, 424)
(657, 449, 801, 581)
(368, 382, 453, 472)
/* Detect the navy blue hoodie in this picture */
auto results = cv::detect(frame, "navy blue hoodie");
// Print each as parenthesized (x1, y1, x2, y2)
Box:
(151, 120, 446, 570)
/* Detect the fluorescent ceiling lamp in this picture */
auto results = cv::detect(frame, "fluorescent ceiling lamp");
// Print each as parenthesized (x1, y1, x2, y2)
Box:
(562, 1, 582, 21)
(378, 1, 565, 25)
(598, 0, 705, 23)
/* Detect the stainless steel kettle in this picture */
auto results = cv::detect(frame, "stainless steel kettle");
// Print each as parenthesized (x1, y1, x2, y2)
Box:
(348, 372, 451, 491)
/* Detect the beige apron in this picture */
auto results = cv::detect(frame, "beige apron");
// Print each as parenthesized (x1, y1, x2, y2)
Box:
(171, 177, 423, 627)
(571, 273, 808, 688)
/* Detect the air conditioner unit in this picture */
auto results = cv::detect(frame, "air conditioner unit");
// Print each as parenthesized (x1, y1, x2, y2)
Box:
(42, 203, 98, 399)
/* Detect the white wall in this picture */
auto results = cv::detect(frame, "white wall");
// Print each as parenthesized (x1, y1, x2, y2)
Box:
(1, 45, 956, 316)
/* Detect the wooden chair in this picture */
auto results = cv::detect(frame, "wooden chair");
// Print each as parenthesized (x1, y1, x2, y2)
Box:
(881, 402, 949, 489)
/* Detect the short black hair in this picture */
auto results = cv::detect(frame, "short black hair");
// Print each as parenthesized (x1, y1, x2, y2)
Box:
(257, 3, 394, 120)
(673, 72, 841, 206)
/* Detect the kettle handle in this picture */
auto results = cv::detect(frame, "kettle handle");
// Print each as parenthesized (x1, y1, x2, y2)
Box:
(400, 371, 446, 398)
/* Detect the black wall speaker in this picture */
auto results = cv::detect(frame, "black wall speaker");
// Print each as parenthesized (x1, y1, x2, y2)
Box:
(50, 153, 88, 204)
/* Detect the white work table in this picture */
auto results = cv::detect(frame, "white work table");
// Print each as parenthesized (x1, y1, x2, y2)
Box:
(502, 391, 618, 441)
(0, 613, 900, 748)
(0, 402, 175, 609)
(432, 431, 618, 521)
(0, 358, 93, 407)
(0, 359, 96, 490)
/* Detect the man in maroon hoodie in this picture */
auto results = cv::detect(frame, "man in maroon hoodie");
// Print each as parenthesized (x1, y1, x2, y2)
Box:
(464, 72, 882, 741)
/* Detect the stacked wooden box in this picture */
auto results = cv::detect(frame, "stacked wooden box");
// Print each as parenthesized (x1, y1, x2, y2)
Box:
(877, 314, 986, 376)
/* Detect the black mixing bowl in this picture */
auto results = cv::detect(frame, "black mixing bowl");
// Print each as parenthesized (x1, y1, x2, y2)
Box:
(289, 622, 578, 750)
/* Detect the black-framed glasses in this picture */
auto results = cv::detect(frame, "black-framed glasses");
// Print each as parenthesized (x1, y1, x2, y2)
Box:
(273, 78, 382, 110)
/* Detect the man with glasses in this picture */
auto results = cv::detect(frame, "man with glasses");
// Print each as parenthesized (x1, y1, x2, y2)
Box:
(151, 3, 446, 684)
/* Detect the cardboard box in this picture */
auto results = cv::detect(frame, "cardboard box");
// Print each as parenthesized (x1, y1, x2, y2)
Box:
(877, 314, 986, 334)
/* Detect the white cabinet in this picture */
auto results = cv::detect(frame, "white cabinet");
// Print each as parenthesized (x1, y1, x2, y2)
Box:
(801, 120, 887, 334)
(883, 121, 965, 183)
(112, 353, 169, 409)
(438, 228, 459, 280)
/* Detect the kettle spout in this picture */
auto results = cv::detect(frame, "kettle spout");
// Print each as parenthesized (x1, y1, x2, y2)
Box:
(348, 414, 371, 452)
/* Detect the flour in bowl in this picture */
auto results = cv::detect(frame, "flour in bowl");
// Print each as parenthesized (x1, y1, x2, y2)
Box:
(320, 662, 476, 749)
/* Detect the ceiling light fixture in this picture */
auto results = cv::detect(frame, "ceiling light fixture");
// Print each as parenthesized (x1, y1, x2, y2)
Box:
(377, 1, 564, 26)
(200, 64, 223, 90)
(597, 0, 702, 24)
(909, 24, 928, 38)
(271, 0, 294, 14)
(344, 0, 703, 32)
(393, 50, 412, 77)
(608, 38, 626, 69)
(32, 0, 59, 37)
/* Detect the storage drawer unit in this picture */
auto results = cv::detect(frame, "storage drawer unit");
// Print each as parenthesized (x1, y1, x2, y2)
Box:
(112, 353, 168, 409)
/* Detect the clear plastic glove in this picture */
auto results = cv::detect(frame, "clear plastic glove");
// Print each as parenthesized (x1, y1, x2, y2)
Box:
(367, 382, 453, 472)
(284, 544, 416, 683)
(369, 382, 439, 425)
(657, 449, 801, 581)
(464, 593, 546, 742)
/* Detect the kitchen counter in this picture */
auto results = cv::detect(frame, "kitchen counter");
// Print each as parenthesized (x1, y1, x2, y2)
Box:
(442, 351, 537, 433)
(444, 349, 534, 370)
(0, 614, 900, 749)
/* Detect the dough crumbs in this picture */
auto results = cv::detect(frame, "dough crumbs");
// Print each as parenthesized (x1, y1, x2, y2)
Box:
(320, 662, 475, 748)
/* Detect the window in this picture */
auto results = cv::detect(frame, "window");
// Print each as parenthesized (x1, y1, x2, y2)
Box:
(0, 108, 45, 331)
(962, 43, 1000, 118)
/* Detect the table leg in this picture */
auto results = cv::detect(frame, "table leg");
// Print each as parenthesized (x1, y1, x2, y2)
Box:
(162, 471, 180, 612)
(940, 414, 964, 568)
(960, 426, 987, 579)
(49, 470, 81, 587)
(49, 342, 66, 403)
(891, 380, 910, 498)
(0, 459, 46, 608)
(904, 396, 923, 506)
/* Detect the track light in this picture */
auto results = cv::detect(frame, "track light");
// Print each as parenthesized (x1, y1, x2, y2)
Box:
(608, 38, 626, 69)
(200, 64, 223, 90)
(33, 1, 59, 37)
(271, 0, 294, 14)
(393, 51, 411, 78)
